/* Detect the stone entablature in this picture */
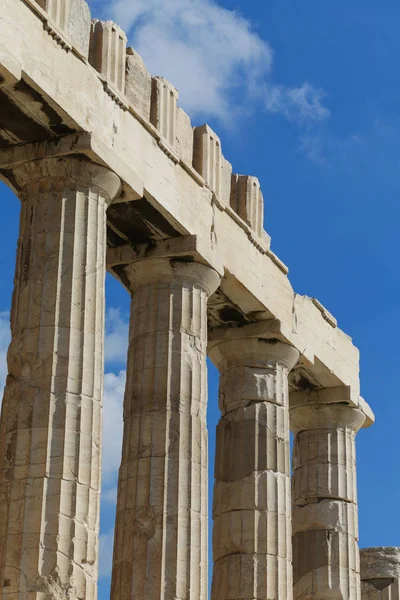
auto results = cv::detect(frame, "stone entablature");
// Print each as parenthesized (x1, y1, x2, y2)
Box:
(0, 0, 368, 406)
(0, 0, 384, 599)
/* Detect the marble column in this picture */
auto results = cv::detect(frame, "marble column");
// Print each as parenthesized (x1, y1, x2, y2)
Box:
(209, 339, 299, 600)
(361, 547, 400, 600)
(111, 258, 220, 600)
(291, 399, 366, 600)
(0, 158, 121, 599)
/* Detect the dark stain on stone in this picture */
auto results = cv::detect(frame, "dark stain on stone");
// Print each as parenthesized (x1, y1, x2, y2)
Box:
(218, 306, 248, 325)
(295, 373, 318, 392)
(107, 198, 181, 245)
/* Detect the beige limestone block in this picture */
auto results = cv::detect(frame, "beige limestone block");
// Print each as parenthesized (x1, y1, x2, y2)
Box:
(150, 76, 179, 148)
(292, 500, 358, 538)
(292, 427, 358, 504)
(0, 43, 22, 88)
(36, 0, 91, 56)
(361, 548, 400, 600)
(0, 158, 120, 600)
(209, 339, 299, 600)
(361, 548, 400, 580)
(66, 0, 91, 58)
(193, 124, 222, 197)
(36, 0, 68, 30)
(111, 258, 220, 600)
(213, 553, 293, 600)
(176, 107, 194, 165)
(362, 580, 400, 600)
(220, 156, 233, 206)
(125, 47, 152, 121)
(231, 174, 264, 237)
(89, 20, 127, 92)
(291, 403, 366, 600)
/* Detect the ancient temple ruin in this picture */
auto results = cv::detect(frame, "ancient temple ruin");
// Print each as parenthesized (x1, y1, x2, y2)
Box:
(0, 0, 395, 598)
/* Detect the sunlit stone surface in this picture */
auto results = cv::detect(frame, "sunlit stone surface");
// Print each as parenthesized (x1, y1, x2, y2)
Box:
(0, 0, 377, 597)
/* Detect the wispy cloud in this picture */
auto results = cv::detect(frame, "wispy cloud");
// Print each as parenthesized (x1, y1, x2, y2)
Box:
(105, 307, 129, 365)
(102, 369, 126, 482)
(102, 0, 330, 133)
(264, 83, 330, 125)
(102, 307, 128, 491)
(299, 128, 365, 165)
(112, 0, 272, 121)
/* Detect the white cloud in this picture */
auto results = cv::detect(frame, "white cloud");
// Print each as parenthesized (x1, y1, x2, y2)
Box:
(112, 0, 272, 120)
(265, 83, 330, 125)
(104, 307, 129, 366)
(299, 132, 327, 165)
(299, 129, 365, 165)
(102, 486, 118, 505)
(108, 0, 329, 129)
(102, 370, 126, 482)
(99, 530, 115, 579)
(0, 312, 10, 396)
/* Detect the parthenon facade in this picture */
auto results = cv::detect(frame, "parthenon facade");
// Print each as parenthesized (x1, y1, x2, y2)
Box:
(0, 1, 395, 598)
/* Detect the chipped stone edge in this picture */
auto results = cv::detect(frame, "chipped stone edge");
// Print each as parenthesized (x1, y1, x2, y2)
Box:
(312, 297, 338, 328)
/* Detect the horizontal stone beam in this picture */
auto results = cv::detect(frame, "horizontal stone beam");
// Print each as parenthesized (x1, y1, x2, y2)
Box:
(0, 132, 144, 202)
(0, 43, 22, 88)
(106, 235, 224, 276)
(208, 317, 301, 351)
(290, 386, 374, 428)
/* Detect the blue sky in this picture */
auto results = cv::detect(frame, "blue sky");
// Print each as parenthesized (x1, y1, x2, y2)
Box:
(1, 0, 400, 597)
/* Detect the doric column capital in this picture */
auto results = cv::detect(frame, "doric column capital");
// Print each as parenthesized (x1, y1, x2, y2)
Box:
(361, 547, 400, 581)
(12, 157, 121, 202)
(290, 401, 366, 434)
(124, 257, 221, 297)
(209, 338, 300, 373)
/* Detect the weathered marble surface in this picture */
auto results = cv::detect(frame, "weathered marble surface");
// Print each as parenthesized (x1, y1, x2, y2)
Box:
(210, 339, 299, 600)
(291, 399, 366, 600)
(0, 1, 379, 599)
(111, 259, 220, 600)
(0, 158, 120, 599)
(361, 548, 400, 600)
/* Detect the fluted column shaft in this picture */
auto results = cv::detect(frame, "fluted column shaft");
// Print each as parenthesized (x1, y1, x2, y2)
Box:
(291, 401, 366, 600)
(111, 258, 220, 600)
(0, 158, 121, 599)
(209, 339, 299, 600)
